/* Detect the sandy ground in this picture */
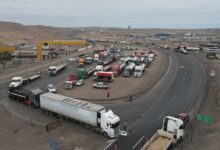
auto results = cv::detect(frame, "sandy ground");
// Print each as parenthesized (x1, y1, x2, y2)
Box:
(57, 50, 168, 101)
(0, 101, 107, 150)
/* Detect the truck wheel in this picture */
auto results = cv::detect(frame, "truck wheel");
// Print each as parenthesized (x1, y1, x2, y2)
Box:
(103, 132, 108, 137)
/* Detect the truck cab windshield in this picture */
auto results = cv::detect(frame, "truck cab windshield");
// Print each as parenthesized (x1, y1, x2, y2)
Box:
(49, 68, 56, 71)
(11, 79, 21, 82)
(111, 121, 120, 128)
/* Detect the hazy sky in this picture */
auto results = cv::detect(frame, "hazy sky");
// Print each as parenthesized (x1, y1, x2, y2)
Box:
(0, 0, 219, 28)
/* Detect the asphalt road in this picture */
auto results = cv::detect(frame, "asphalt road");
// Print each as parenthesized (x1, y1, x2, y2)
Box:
(105, 50, 204, 150)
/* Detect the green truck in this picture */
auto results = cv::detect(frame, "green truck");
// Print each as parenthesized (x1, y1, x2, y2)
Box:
(77, 68, 87, 80)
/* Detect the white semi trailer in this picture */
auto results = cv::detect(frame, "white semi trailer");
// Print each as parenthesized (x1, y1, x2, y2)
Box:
(40, 92, 120, 138)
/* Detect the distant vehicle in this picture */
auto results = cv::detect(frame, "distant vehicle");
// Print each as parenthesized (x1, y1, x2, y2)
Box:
(77, 68, 87, 80)
(48, 64, 67, 76)
(76, 79, 85, 86)
(47, 84, 56, 93)
(134, 64, 145, 77)
(9, 74, 41, 89)
(85, 57, 93, 65)
(9, 77, 24, 89)
(123, 63, 135, 77)
(64, 74, 77, 89)
(94, 71, 114, 82)
(112, 63, 125, 77)
(68, 57, 76, 62)
(93, 82, 108, 89)
(93, 53, 99, 62)
(78, 57, 86, 67)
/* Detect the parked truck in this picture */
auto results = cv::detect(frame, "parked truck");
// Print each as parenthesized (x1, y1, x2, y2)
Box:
(78, 57, 86, 67)
(94, 71, 114, 82)
(8, 89, 121, 138)
(9, 73, 41, 89)
(141, 116, 185, 150)
(123, 63, 135, 77)
(48, 63, 67, 76)
(64, 74, 77, 89)
(77, 67, 87, 80)
(40, 93, 120, 138)
(111, 63, 125, 77)
(134, 64, 145, 77)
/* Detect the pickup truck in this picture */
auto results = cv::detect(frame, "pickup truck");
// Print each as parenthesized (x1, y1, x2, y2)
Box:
(93, 82, 108, 89)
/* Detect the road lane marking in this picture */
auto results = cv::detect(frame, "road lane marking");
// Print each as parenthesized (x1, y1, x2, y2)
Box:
(132, 136, 145, 150)
(171, 96, 176, 103)
(103, 139, 117, 150)
(179, 65, 185, 69)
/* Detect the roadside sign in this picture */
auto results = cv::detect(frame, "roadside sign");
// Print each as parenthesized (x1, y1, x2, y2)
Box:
(46, 119, 62, 132)
(196, 114, 213, 124)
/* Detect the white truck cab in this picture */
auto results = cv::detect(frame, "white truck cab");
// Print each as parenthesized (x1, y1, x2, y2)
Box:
(101, 110, 120, 138)
(9, 76, 23, 88)
(134, 64, 145, 77)
(162, 116, 184, 144)
(48, 66, 57, 75)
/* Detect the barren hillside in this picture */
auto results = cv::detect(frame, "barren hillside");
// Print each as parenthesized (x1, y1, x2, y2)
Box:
(0, 21, 70, 45)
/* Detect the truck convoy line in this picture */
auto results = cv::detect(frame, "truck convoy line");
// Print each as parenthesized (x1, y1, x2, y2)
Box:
(8, 88, 121, 138)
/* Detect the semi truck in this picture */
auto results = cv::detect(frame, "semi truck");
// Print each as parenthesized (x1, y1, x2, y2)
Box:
(93, 71, 114, 82)
(78, 57, 86, 67)
(40, 93, 120, 138)
(9, 73, 41, 89)
(140, 116, 185, 150)
(8, 89, 120, 138)
(123, 63, 135, 77)
(134, 64, 145, 77)
(77, 67, 87, 80)
(8, 89, 121, 138)
(48, 63, 67, 76)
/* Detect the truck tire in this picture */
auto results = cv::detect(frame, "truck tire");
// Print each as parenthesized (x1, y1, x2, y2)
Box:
(103, 132, 108, 137)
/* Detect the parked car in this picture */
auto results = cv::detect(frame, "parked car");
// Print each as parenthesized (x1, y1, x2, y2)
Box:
(47, 84, 57, 93)
(68, 57, 76, 62)
(93, 82, 108, 89)
(76, 79, 85, 86)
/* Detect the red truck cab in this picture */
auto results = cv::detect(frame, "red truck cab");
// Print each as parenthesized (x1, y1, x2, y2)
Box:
(177, 113, 190, 127)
